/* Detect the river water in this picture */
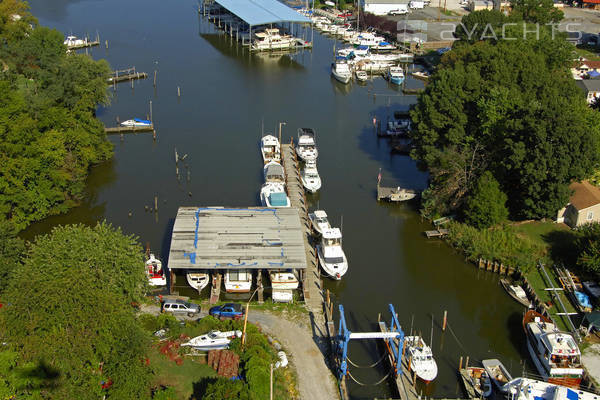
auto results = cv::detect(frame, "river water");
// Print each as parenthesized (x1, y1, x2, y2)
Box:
(24, 0, 530, 398)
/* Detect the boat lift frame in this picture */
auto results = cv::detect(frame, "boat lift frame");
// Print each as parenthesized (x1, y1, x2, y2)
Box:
(336, 303, 405, 380)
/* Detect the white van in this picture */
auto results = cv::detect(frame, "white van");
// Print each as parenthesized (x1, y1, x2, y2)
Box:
(409, 0, 425, 8)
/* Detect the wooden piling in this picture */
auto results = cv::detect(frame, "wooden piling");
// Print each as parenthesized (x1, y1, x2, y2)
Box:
(153, 70, 157, 87)
(459, 356, 463, 370)
(442, 310, 447, 331)
(154, 196, 158, 211)
(465, 356, 469, 369)
(105, 40, 108, 49)
(177, 86, 181, 97)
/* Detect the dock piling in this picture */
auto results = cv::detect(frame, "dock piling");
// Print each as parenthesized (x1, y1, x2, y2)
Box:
(153, 70, 157, 87)
(443, 310, 447, 331)
(459, 356, 463, 370)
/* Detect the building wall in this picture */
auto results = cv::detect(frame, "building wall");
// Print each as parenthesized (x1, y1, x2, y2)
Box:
(364, 3, 407, 14)
(575, 204, 600, 226)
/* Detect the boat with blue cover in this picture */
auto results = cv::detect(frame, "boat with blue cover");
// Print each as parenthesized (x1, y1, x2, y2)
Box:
(260, 182, 290, 208)
(121, 118, 152, 127)
(386, 66, 405, 85)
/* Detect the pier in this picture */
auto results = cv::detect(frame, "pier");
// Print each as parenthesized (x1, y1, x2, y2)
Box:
(424, 229, 449, 238)
(107, 67, 148, 84)
(67, 40, 99, 50)
(377, 185, 418, 202)
(104, 124, 155, 135)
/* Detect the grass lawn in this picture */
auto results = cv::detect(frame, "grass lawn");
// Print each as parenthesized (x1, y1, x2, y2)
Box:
(574, 46, 600, 61)
(149, 344, 217, 400)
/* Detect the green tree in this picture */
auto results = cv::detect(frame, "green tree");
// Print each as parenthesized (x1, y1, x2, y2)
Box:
(410, 39, 600, 219)
(0, 222, 150, 399)
(0, 217, 25, 293)
(203, 379, 251, 400)
(464, 171, 509, 228)
(454, 10, 510, 43)
(575, 222, 600, 274)
(511, 0, 563, 24)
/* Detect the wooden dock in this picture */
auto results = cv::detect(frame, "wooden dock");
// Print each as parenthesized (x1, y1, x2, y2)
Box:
(281, 142, 323, 314)
(424, 229, 449, 238)
(104, 124, 155, 135)
(67, 40, 99, 50)
(378, 320, 420, 400)
(377, 185, 418, 202)
(108, 67, 148, 84)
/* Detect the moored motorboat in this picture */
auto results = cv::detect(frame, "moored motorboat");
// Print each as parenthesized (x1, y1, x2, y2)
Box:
(224, 269, 252, 293)
(337, 45, 370, 57)
(482, 359, 512, 392)
(186, 270, 209, 293)
(404, 336, 438, 383)
(181, 330, 242, 350)
(269, 270, 299, 290)
(263, 161, 285, 184)
(355, 70, 368, 82)
(121, 118, 152, 127)
(503, 378, 598, 400)
(260, 182, 291, 208)
(296, 128, 318, 162)
(64, 35, 87, 47)
(500, 278, 531, 307)
(252, 28, 294, 51)
(332, 59, 352, 84)
(309, 210, 332, 236)
(301, 161, 322, 193)
(146, 254, 167, 286)
(260, 134, 281, 163)
(523, 310, 583, 387)
(317, 228, 348, 280)
(387, 65, 405, 85)
(460, 367, 492, 398)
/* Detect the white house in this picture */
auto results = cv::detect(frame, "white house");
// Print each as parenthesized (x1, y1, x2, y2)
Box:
(363, 0, 411, 15)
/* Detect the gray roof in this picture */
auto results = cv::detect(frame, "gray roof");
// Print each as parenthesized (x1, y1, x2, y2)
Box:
(167, 207, 307, 270)
(577, 79, 600, 92)
(215, 0, 310, 26)
(265, 163, 284, 177)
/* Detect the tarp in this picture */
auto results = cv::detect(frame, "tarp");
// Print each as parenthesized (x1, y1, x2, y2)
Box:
(269, 192, 288, 207)
(589, 70, 600, 78)
(575, 291, 592, 309)
(214, 0, 310, 26)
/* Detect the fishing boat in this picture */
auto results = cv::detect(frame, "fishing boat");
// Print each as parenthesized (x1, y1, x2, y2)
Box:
(224, 269, 252, 293)
(482, 359, 512, 392)
(301, 161, 322, 193)
(263, 161, 286, 184)
(317, 228, 348, 280)
(331, 60, 352, 84)
(186, 271, 209, 292)
(355, 70, 368, 82)
(260, 135, 281, 164)
(309, 210, 332, 236)
(404, 336, 438, 383)
(260, 182, 290, 208)
(252, 28, 295, 51)
(523, 310, 583, 387)
(500, 278, 531, 307)
(181, 330, 242, 351)
(146, 254, 167, 286)
(386, 66, 405, 85)
(296, 128, 318, 162)
(269, 271, 299, 290)
(338, 45, 370, 57)
(503, 378, 598, 400)
(121, 118, 152, 127)
(460, 367, 492, 398)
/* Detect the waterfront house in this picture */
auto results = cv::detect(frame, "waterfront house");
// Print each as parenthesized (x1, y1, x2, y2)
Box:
(557, 181, 600, 227)
(572, 60, 600, 80)
(575, 79, 600, 104)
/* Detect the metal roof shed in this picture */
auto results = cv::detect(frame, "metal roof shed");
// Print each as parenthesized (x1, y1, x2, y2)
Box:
(168, 207, 308, 271)
(214, 0, 311, 25)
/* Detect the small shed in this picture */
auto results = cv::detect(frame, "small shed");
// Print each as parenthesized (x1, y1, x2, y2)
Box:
(557, 181, 600, 228)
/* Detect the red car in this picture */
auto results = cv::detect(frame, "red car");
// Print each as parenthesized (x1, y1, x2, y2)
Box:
(337, 11, 352, 18)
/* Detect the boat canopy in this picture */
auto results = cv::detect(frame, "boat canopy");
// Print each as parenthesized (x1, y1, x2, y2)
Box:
(266, 163, 284, 178)
(358, 45, 369, 50)
(269, 192, 288, 207)
(213, 0, 310, 26)
(575, 291, 592, 309)
(134, 118, 152, 124)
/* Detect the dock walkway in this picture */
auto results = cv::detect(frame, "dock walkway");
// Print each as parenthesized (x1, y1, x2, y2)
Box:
(281, 142, 323, 315)
(104, 125, 154, 135)
(425, 229, 449, 238)
(379, 321, 420, 400)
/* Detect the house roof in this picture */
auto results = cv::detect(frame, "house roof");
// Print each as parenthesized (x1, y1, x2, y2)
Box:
(584, 0, 600, 4)
(574, 60, 600, 69)
(576, 79, 600, 92)
(213, 0, 310, 26)
(569, 181, 600, 211)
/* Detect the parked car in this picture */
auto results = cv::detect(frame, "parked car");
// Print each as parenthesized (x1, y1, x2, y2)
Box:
(388, 7, 409, 15)
(409, 0, 425, 8)
(162, 299, 200, 317)
(209, 303, 245, 320)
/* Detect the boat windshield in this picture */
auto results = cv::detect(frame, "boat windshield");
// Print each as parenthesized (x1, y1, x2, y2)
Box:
(325, 256, 344, 264)
(324, 237, 341, 246)
(208, 332, 219, 339)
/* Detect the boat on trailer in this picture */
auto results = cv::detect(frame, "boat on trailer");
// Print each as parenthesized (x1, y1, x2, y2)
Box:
(181, 330, 242, 350)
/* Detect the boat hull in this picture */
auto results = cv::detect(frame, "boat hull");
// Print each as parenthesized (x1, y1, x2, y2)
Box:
(317, 246, 348, 280)
(389, 76, 405, 85)
(500, 278, 530, 307)
(186, 272, 209, 292)
(332, 69, 351, 84)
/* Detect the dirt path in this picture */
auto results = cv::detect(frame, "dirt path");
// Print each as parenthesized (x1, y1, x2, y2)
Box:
(248, 310, 339, 400)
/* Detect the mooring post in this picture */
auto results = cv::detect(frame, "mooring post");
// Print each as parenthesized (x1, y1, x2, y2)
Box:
(105, 40, 108, 49)
(149, 100, 153, 123)
(154, 196, 158, 211)
(442, 310, 447, 331)
(465, 356, 469, 369)
(153, 70, 157, 87)
(177, 86, 181, 98)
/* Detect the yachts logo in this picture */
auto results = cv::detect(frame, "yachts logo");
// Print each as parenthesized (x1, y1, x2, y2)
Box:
(397, 20, 428, 44)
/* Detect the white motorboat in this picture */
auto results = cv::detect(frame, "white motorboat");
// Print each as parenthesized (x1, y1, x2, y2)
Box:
(64, 35, 87, 47)
(224, 269, 252, 293)
(146, 254, 167, 286)
(387, 66, 405, 85)
(309, 210, 332, 235)
(181, 330, 242, 350)
(337, 45, 370, 57)
(523, 310, 583, 388)
(404, 336, 438, 383)
(301, 161, 322, 193)
(482, 359, 512, 392)
(260, 182, 291, 208)
(371, 41, 396, 51)
(332, 60, 352, 84)
(351, 33, 385, 47)
(296, 128, 318, 162)
(355, 70, 368, 82)
(317, 228, 348, 280)
(263, 161, 285, 184)
(121, 118, 152, 127)
(186, 271, 209, 292)
(272, 290, 294, 303)
(252, 28, 295, 51)
(503, 378, 598, 400)
(260, 134, 281, 164)
(269, 270, 299, 290)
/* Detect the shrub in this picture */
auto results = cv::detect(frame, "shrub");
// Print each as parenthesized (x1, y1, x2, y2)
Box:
(464, 171, 509, 229)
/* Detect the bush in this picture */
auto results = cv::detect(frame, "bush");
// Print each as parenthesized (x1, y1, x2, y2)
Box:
(153, 386, 177, 400)
(464, 171, 509, 229)
(203, 378, 250, 400)
(575, 222, 600, 275)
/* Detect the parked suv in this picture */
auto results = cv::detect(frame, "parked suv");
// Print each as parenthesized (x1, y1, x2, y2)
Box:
(162, 299, 200, 317)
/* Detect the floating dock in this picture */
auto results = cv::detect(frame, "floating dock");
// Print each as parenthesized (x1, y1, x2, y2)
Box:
(425, 229, 449, 238)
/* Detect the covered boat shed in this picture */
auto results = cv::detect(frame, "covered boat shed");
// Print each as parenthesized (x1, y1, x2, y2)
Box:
(168, 207, 308, 271)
